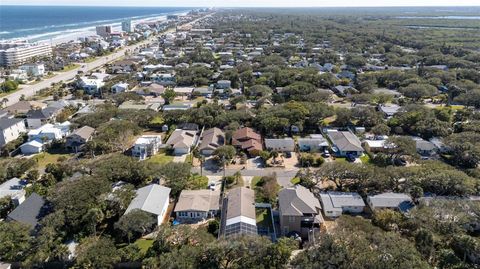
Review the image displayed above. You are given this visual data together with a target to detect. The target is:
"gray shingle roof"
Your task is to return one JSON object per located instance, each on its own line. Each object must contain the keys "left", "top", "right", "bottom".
{"left": 226, "top": 187, "right": 256, "bottom": 220}
{"left": 0, "top": 118, "right": 24, "bottom": 130}
{"left": 7, "top": 193, "right": 47, "bottom": 228}
{"left": 174, "top": 189, "right": 220, "bottom": 212}
{"left": 279, "top": 185, "right": 321, "bottom": 216}
{"left": 125, "top": 184, "right": 170, "bottom": 216}
{"left": 320, "top": 192, "right": 365, "bottom": 212}
{"left": 367, "top": 192, "right": 413, "bottom": 209}
{"left": 327, "top": 130, "right": 363, "bottom": 152}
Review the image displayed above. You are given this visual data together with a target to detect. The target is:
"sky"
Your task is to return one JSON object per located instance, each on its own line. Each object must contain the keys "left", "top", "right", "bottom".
{"left": 2, "top": 0, "right": 480, "bottom": 7}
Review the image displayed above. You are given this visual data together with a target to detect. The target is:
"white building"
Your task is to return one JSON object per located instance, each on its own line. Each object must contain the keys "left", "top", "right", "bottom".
{"left": 319, "top": 192, "right": 366, "bottom": 218}
{"left": 19, "top": 63, "right": 45, "bottom": 77}
{"left": 132, "top": 135, "right": 162, "bottom": 160}
{"left": 20, "top": 140, "right": 44, "bottom": 155}
{"left": 27, "top": 122, "right": 70, "bottom": 142}
{"left": 122, "top": 21, "right": 133, "bottom": 33}
{"left": 0, "top": 177, "right": 27, "bottom": 206}
{"left": 78, "top": 77, "right": 105, "bottom": 94}
{"left": 0, "top": 40, "right": 52, "bottom": 67}
{"left": 0, "top": 118, "right": 27, "bottom": 147}
{"left": 111, "top": 82, "right": 129, "bottom": 94}
{"left": 124, "top": 184, "right": 171, "bottom": 225}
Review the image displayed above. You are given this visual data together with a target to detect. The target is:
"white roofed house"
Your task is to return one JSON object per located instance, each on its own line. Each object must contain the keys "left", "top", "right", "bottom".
{"left": 0, "top": 118, "right": 27, "bottom": 147}
{"left": 0, "top": 177, "right": 27, "bottom": 206}
{"left": 265, "top": 138, "right": 295, "bottom": 152}
{"left": 174, "top": 189, "right": 220, "bottom": 223}
{"left": 298, "top": 134, "right": 329, "bottom": 152}
{"left": 132, "top": 135, "right": 162, "bottom": 160}
{"left": 124, "top": 184, "right": 171, "bottom": 226}
{"left": 111, "top": 82, "right": 129, "bottom": 94}
{"left": 319, "top": 192, "right": 366, "bottom": 218}
{"left": 367, "top": 193, "right": 414, "bottom": 213}
{"left": 78, "top": 77, "right": 105, "bottom": 95}
{"left": 327, "top": 129, "right": 364, "bottom": 158}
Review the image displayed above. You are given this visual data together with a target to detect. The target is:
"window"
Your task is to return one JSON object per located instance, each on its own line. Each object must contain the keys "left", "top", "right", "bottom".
{"left": 289, "top": 216, "right": 296, "bottom": 223}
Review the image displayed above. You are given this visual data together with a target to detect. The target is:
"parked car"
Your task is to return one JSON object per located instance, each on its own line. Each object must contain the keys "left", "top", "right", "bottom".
{"left": 323, "top": 149, "right": 331, "bottom": 158}
{"left": 284, "top": 152, "right": 292, "bottom": 158}
{"left": 346, "top": 154, "right": 356, "bottom": 162}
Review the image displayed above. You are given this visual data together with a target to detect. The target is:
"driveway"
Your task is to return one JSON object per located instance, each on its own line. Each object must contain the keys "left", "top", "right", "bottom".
{"left": 173, "top": 154, "right": 187, "bottom": 163}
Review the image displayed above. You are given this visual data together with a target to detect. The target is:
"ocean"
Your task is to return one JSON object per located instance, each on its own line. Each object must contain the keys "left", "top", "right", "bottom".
{"left": 0, "top": 5, "right": 190, "bottom": 43}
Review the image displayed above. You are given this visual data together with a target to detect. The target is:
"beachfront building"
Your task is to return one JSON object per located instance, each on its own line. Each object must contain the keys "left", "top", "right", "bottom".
{"left": 122, "top": 21, "right": 134, "bottom": 33}
{"left": 0, "top": 40, "right": 52, "bottom": 67}
{"left": 96, "top": 25, "right": 112, "bottom": 37}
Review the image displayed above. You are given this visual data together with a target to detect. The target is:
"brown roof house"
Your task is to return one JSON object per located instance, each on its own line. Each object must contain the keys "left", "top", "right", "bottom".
{"left": 232, "top": 127, "right": 263, "bottom": 154}
{"left": 65, "top": 126, "right": 95, "bottom": 152}
{"left": 279, "top": 185, "right": 323, "bottom": 239}
{"left": 199, "top": 127, "right": 225, "bottom": 156}
{"left": 174, "top": 189, "right": 220, "bottom": 223}
{"left": 5, "top": 101, "right": 46, "bottom": 115}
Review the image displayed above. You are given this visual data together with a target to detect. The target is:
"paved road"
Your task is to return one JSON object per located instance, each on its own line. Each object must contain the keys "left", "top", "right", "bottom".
{"left": 192, "top": 167, "right": 299, "bottom": 188}
{"left": 4, "top": 14, "right": 213, "bottom": 107}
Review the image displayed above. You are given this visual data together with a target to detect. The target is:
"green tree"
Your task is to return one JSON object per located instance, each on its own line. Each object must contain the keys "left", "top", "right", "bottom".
{"left": 115, "top": 209, "right": 157, "bottom": 243}
{"left": 75, "top": 237, "right": 120, "bottom": 269}
{"left": 0, "top": 222, "right": 32, "bottom": 262}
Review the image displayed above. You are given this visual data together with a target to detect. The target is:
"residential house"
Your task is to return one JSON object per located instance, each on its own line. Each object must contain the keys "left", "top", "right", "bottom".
{"left": 5, "top": 101, "right": 46, "bottom": 115}
{"left": 20, "top": 140, "right": 44, "bottom": 154}
{"left": 232, "top": 127, "right": 263, "bottom": 154}
{"left": 27, "top": 122, "right": 70, "bottom": 142}
{"left": 216, "top": 80, "right": 232, "bottom": 89}
{"left": 378, "top": 104, "right": 402, "bottom": 118}
{"left": 162, "top": 104, "right": 192, "bottom": 111}
{"left": 25, "top": 107, "right": 60, "bottom": 129}
{"left": 65, "top": 126, "right": 95, "bottom": 152}
{"left": 174, "top": 189, "right": 220, "bottom": 223}
{"left": 222, "top": 187, "right": 257, "bottom": 238}
{"left": 118, "top": 101, "right": 161, "bottom": 111}
{"left": 279, "top": 185, "right": 323, "bottom": 238}
{"left": 153, "top": 73, "right": 176, "bottom": 86}
{"left": 7, "top": 193, "right": 48, "bottom": 230}
{"left": 413, "top": 137, "right": 437, "bottom": 157}
{"left": 166, "top": 129, "right": 196, "bottom": 155}
{"left": 0, "top": 177, "right": 27, "bottom": 206}
{"left": 367, "top": 192, "right": 414, "bottom": 213}
{"left": 111, "top": 82, "right": 129, "bottom": 94}
{"left": 78, "top": 77, "right": 105, "bottom": 94}
{"left": 0, "top": 118, "right": 26, "bottom": 147}
{"left": 136, "top": 83, "right": 165, "bottom": 97}
{"left": 19, "top": 63, "right": 45, "bottom": 77}
{"left": 298, "top": 134, "right": 329, "bottom": 152}
{"left": 110, "top": 59, "right": 137, "bottom": 73}
{"left": 124, "top": 184, "right": 171, "bottom": 226}
{"left": 332, "top": 85, "right": 358, "bottom": 97}
{"left": 132, "top": 135, "right": 162, "bottom": 160}
{"left": 327, "top": 129, "right": 364, "bottom": 157}
{"left": 173, "top": 87, "right": 194, "bottom": 96}
{"left": 265, "top": 138, "right": 295, "bottom": 152}
{"left": 198, "top": 127, "right": 225, "bottom": 155}
{"left": 319, "top": 192, "right": 366, "bottom": 218}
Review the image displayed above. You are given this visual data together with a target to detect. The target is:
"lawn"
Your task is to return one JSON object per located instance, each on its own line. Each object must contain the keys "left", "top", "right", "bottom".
{"left": 33, "top": 152, "right": 72, "bottom": 169}
{"left": 333, "top": 157, "right": 347, "bottom": 163}
{"left": 184, "top": 153, "right": 193, "bottom": 164}
{"left": 251, "top": 176, "right": 262, "bottom": 188}
{"left": 256, "top": 208, "right": 272, "bottom": 227}
{"left": 146, "top": 150, "right": 173, "bottom": 165}
{"left": 290, "top": 177, "right": 301, "bottom": 185}
{"left": 134, "top": 239, "right": 154, "bottom": 254}
{"left": 360, "top": 155, "right": 371, "bottom": 164}
{"left": 59, "top": 64, "right": 80, "bottom": 72}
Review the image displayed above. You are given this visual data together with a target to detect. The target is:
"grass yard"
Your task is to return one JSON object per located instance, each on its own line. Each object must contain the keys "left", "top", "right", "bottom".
{"left": 290, "top": 177, "right": 301, "bottom": 185}
{"left": 360, "top": 155, "right": 371, "bottom": 164}
{"left": 251, "top": 176, "right": 262, "bottom": 188}
{"left": 134, "top": 239, "right": 154, "bottom": 254}
{"left": 59, "top": 64, "right": 80, "bottom": 72}
{"left": 33, "top": 152, "right": 72, "bottom": 169}
{"left": 333, "top": 157, "right": 347, "bottom": 163}
{"left": 146, "top": 150, "right": 173, "bottom": 165}
{"left": 256, "top": 208, "right": 272, "bottom": 228}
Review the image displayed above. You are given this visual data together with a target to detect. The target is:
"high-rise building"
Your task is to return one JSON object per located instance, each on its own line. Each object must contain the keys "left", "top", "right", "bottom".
{"left": 122, "top": 21, "right": 133, "bottom": 33}
{"left": 95, "top": 25, "right": 112, "bottom": 37}
{"left": 0, "top": 40, "right": 52, "bottom": 67}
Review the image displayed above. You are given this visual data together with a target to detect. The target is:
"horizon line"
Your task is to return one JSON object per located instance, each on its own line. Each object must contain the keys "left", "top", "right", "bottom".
{"left": 2, "top": 4, "right": 480, "bottom": 8}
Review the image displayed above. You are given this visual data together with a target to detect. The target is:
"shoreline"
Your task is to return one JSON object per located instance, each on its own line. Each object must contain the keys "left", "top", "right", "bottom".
{"left": 1, "top": 10, "right": 190, "bottom": 46}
